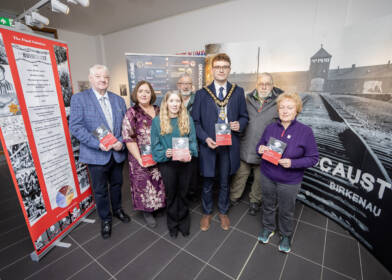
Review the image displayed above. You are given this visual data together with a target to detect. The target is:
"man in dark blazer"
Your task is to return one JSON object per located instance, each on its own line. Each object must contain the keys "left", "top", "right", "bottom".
{"left": 69, "top": 64, "right": 130, "bottom": 239}
{"left": 192, "top": 53, "right": 248, "bottom": 231}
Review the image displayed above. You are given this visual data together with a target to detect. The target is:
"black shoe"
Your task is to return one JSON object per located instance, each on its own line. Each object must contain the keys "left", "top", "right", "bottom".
{"left": 180, "top": 230, "right": 190, "bottom": 237}
{"left": 101, "top": 220, "right": 112, "bottom": 239}
{"left": 230, "top": 198, "right": 240, "bottom": 207}
{"left": 169, "top": 230, "right": 178, "bottom": 238}
{"left": 114, "top": 209, "right": 131, "bottom": 223}
{"left": 248, "top": 202, "right": 260, "bottom": 216}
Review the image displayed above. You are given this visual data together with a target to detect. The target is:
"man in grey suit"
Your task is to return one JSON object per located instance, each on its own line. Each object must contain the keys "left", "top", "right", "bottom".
{"left": 69, "top": 64, "right": 130, "bottom": 239}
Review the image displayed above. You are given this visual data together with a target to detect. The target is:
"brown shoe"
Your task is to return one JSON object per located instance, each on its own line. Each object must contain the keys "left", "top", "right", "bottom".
{"left": 218, "top": 214, "right": 230, "bottom": 230}
{"left": 200, "top": 215, "right": 212, "bottom": 231}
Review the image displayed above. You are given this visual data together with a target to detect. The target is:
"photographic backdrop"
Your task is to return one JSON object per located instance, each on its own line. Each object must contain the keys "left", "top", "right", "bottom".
{"left": 207, "top": 24, "right": 392, "bottom": 270}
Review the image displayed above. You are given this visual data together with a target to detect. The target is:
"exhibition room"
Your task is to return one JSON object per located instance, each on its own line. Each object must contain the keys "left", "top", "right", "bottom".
{"left": 0, "top": 0, "right": 391, "bottom": 279}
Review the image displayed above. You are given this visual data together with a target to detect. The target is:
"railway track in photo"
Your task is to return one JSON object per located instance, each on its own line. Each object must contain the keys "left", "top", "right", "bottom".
{"left": 320, "top": 93, "right": 392, "bottom": 182}
{"left": 294, "top": 92, "right": 392, "bottom": 247}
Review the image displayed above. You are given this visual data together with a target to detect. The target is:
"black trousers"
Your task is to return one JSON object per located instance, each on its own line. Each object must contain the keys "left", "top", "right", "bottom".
{"left": 87, "top": 156, "right": 123, "bottom": 222}
{"left": 188, "top": 157, "right": 200, "bottom": 196}
{"left": 158, "top": 161, "right": 192, "bottom": 234}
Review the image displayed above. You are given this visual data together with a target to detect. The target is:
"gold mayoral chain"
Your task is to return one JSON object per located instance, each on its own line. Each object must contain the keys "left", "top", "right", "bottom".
{"left": 203, "top": 84, "right": 236, "bottom": 121}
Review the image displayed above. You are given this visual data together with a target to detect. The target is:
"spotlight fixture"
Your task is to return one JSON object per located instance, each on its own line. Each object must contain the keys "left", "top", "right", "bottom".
{"left": 67, "top": 0, "right": 90, "bottom": 7}
{"left": 25, "top": 11, "right": 50, "bottom": 27}
{"left": 24, "top": 14, "right": 34, "bottom": 26}
{"left": 25, "top": 15, "right": 44, "bottom": 28}
{"left": 51, "top": 0, "right": 70, "bottom": 14}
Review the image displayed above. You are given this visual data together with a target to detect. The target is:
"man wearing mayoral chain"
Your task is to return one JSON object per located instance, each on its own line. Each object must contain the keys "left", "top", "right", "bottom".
{"left": 192, "top": 53, "right": 248, "bottom": 231}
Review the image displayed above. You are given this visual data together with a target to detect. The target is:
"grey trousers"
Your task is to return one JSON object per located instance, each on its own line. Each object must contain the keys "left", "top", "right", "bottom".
{"left": 260, "top": 172, "right": 301, "bottom": 237}
{"left": 230, "top": 160, "right": 262, "bottom": 203}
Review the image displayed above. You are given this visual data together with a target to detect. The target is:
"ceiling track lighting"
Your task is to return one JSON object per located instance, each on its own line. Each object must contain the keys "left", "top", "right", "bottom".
{"left": 51, "top": 0, "right": 70, "bottom": 15}
{"left": 32, "top": 11, "right": 50, "bottom": 26}
{"left": 15, "top": 0, "right": 90, "bottom": 28}
{"left": 25, "top": 11, "right": 50, "bottom": 27}
{"left": 67, "top": 0, "right": 90, "bottom": 8}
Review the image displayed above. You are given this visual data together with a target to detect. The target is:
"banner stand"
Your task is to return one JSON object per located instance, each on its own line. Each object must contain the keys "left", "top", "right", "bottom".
{"left": 0, "top": 26, "right": 97, "bottom": 261}
{"left": 54, "top": 240, "right": 72, "bottom": 248}
{"left": 81, "top": 217, "right": 96, "bottom": 224}
{"left": 125, "top": 53, "right": 205, "bottom": 106}
{"left": 29, "top": 207, "right": 95, "bottom": 262}
{"left": 30, "top": 251, "right": 40, "bottom": 262}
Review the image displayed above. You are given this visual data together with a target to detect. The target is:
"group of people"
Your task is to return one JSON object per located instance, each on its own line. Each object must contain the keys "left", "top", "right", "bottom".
{"left": 69, "top": 53, "right": 319, "bottom": 253}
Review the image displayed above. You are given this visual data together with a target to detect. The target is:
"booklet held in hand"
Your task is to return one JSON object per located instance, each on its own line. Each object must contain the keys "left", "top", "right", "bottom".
{"left": 140, "top": 144, "right": 156, "bottom": 166}
{"left": 262, "top": 137, "right": 287, "bottom": 165}
{"left": 93, "top": 124, "right": 118, "bottom": 149}
{"left": 172, "top": 137, "right": 189, "bottom": 161}
{"left": 215, "top": 123, "right": 232, "bottom": 146}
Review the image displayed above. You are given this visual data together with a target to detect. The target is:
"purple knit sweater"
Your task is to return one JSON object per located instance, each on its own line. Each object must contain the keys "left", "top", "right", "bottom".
{"left": 256, "top": 119, "right": 319, "bottom": 184}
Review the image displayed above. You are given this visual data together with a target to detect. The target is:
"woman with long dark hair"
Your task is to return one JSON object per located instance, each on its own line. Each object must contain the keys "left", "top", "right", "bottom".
{"left": 122, "top": 81, "right": 165, "bottom": 228}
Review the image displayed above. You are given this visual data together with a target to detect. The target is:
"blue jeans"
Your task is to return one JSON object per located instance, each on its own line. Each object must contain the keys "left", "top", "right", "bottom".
{"left": 87, "top": 156, "right": 124, "bottom": 221}
{"left": 202, "top": 146, "right": 230, "bottom": 214}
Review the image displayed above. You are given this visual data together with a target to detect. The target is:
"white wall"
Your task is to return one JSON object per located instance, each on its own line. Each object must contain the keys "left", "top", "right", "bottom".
{"left": 57, "top": 29, "right": 102, "bottom": 92}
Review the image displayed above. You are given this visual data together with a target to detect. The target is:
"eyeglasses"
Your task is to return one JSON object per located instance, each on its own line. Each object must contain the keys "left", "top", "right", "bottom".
{"left": 212, "top": 65, "right": 230, "bottom": 71}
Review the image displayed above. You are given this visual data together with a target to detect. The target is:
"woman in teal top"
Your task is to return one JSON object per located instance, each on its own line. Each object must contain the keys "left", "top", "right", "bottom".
{"left": 151, "top": 91, "right": 198, "bottom": 238}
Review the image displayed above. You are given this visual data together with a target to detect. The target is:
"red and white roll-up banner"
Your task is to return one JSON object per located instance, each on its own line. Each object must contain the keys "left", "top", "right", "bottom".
{"left": 0, "top": 26, "right": 94, "bottom": 261}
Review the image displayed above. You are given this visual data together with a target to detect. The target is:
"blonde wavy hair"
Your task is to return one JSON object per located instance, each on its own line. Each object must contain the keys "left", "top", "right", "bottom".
{"left": 276, "top": 92, "right": 303, "bottom": 113}
{"left": 159, "top": 91, "right": 190, "bottom": 136}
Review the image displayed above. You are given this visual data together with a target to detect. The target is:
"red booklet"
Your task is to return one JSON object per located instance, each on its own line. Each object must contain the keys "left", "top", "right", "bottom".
{"left": 140, "top": 144, "right": 156, "bottom": 166}
{"left": 93, "top": 124, "right": 118, "bottom": 149}
{"left": 215, "top": 123, "right": 232, "bottom": 146}
{"left": 262, "top": 137, "right": 287, "bottom": 165}
{"left": 172, "top": 137, "right": 189, "bottom": 161}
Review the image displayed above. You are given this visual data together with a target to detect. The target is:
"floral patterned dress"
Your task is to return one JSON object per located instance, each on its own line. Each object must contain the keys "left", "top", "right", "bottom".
{"left": 122, "top": 105, "right": 165, "bottom": 212}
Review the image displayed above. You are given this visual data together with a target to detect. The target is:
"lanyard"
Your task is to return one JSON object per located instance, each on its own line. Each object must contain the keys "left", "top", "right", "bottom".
{"left": 257, "top": 101, "right": 264, "bottom": 112}
{"left": 257, "top": 99, "right": 266, "bottom": 112}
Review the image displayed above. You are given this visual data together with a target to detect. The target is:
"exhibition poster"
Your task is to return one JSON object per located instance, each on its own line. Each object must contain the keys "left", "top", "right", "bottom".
{"left": 0, "top": 26, "right": 94, "bottom": 260}
{"left": 125, "top": 53, "right": 205, "bottom": 104}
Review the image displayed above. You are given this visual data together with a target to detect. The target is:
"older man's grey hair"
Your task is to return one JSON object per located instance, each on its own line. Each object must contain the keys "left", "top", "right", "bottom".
{"left": 258, "top": 72, "right": 274, "bottom": 84}
{"left": 178, "top": 73, "right": 193, "bottom": 82}
{"left": 89, "top": 64, "right": 109, "bottom": 76}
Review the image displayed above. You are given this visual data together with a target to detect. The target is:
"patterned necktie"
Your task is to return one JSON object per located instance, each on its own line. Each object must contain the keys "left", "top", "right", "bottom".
{"left": 100, "top": 96, "right": 113, "bottom": 131}
{"left": 218, "top": 87, "right": 224, "bottom": 100}
{"left": 218, "top": 87, "right": 226, "bottom": 123}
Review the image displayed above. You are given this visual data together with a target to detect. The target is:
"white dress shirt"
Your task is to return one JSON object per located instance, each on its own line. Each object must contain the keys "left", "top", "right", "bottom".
{"left": 93, "top": 89, "right": 113, "bottom": 131}
{"left": 213, "top": 81, "right": 228, "bottom": 123}
{"left": 214, "top": 81, "right": 227, "bottom": 98}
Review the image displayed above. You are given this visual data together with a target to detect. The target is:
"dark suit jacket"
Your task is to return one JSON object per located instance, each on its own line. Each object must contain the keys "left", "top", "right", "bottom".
{"left": 69, "top": 89, "right": 127, "bottom": 165}
{"left": 192, "top": 82, "right": 248, "bottom": 177}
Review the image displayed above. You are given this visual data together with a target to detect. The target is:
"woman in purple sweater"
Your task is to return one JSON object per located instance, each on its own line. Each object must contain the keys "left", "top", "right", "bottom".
{"left": 256, "top": 92, "right": 319, "bottom": 253}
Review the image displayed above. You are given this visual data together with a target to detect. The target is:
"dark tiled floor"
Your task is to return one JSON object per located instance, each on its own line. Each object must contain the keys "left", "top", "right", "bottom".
{"left": 0, "top": 161, "right": 391, "bottom": 280}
